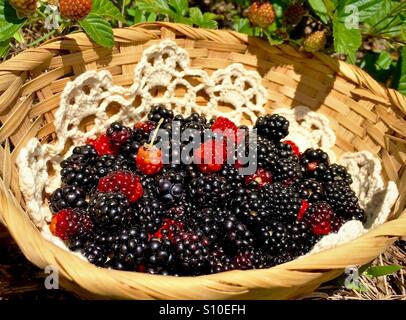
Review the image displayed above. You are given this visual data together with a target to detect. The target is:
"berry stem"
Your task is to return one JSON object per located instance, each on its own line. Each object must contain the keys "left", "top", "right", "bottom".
{"left": 148, "top": 118, "right": 164, "bottom": 148}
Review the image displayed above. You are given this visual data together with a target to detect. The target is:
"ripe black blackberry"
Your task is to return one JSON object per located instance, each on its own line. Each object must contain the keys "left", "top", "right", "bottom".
{"left": 261, "top": 182, "right": 301, "bottom": 222}
{"left": 286, "top": 220, "right": 317, "bottom": 256}
{"left": 235, "top": 191, "right": 270, "bottom": 227}
{"left": 188, "top": 207, "right": 226, "bottom": 243}
{"left": 109, "top": 227, "right": 148, "bottom": 271}
{"left": 220, "top": 164, "right": 244, "bottom": 190}
{"left": 88, "top": 192, "right": 132, "bottom": 228}
{"left": 188, "top": 175, "right": 232, "bottom": 208}
{"left": 272, "top": 157, "right": 302, "bottom": 184}
{"left": 134, "top": 196, "right": 164, "bottom": 232}
{"left": 293, "top": 179, "right": 324, "bottom": 203}
{"left": 255, "top": 114, "right": 289, "bottom": 142}
{"left": 222, "top": 215, "right": 254, "bottom": 254}
{"left": 144, "top": 238, "right": 175, "bottom": 274}
{"left": 174, "top": 231, "right": 211, "bottom": 275}
{"left": 82, "top": 241, "right": 109, "bottom": 267}
{"left": 156, "top": 170, "right": 185, "bottom": 206}
{"left": 322, "top": 164, "right": 353, "bottom": 185}
{"left": 324, "top": 181, "right": 365, "bottom": 221}
{"left": 94, "top": 154, "right": 133, "bottom": 179}
{"left": 300, "top": 148, "right": 329, "bottom": 179}
{"left": 49, "top": 185, "right": 87, "bottom": 213}
{"left": 60, "top": 145, "right": 98, "bottom": 191}
{"left": 166, "top": 199, "right": 195, "bottom": 222}
{"left": 233, "top": 248, "right": 271, "bottom": 270}
{"left": 209, "top": 248, "right": 235, "bottom": 274}
{"left": 259, "top": 220, "right": 289, "bottom": 254}
{"left": 148, "top": 104, "right": 174, "bottom": 124}
{"left": 255, "top": 136, "right": 279, "bottom": 171}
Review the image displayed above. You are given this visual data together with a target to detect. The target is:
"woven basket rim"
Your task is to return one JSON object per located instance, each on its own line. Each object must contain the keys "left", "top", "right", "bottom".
{"left": 0, "top": 22, "right": 405, "bottom": 299}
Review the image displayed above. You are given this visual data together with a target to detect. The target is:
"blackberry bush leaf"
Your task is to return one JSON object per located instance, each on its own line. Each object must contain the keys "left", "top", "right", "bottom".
{"left": 393, "top": 46, "right": 406, "bottom": 96}
{"left": 0, "top": 39, "right": 10, "bottom": 58}
{"left": 0, "top": 0, "right": 25, "bottom": 42}
{"left": 79, "top": 14, "right": 114, "bottom": 48}
{"left": 308, "top": 0, "right": 330, "bottom": 23}
{"left": 168, "top": 0, "right": 188, "bottom": 15}
{"left": 364, "top": 265, "right": 403, "bottom": 278}
{"left": 135, "top": 0, "right": 173, "bottom": 17}
{"left": 92, "top": 0, "right": 126, "bottom": 22}
{"left": 333, "top": 17, "right": 362, "bottom": 63}
{"left": 189, "top": 7, "right": 218, "bottom": 29}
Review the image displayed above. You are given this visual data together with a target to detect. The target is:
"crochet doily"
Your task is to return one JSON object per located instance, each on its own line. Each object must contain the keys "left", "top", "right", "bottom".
{"left": 16, "top": 40, "right": 398, "bottom": 258}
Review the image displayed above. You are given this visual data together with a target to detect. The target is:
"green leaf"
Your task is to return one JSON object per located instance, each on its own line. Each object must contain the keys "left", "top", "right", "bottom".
{"left": 91, "top": 0, "right": 126, "bottom": 22}
{"left": 335, "top": 0, "right": 383, "bottom": 23}
{"left": 13, "top": 30, "right": 24, "bottom": 43}
{"left": 0, "top": 0, "right": 25, "bottom": 42}
{"left": 189, "top": 7, "right": 218, "bottom": 29}
{"left": 264, "top": 29, "right": 284, "bottom": 45}
{"left": 375, "top": 51, "right": 393, "bottom": 70}
{"left": 168, "top": 0, "right": 188, "bottom": 15}
{"left": 135, "top": 0, "right": 174, "bottom": 17}
{"left": 393, "top": 46, "right": 406, "bottom": 96}
{"left": 365, "top": 0, "right": 406, "bottom": 39}
{"left": 364, "top": 265, "right": 403, "bottom": 277}
{"left": 79, "top": 14, "right": 114, "bottom": 48}
{"left": 147, "top": 12, "right": 157, "bottom": 22}
{"left": 333, "top": 17, "right": 362, "bottom": 64}
{"left": 308, "top": 0, "right": 330, "bottom": 23}
{"left": 232, "top": 18, "right": 254, "bottom": 35}
{"left": 345, "top": 281, "right": 368, "bottom": 293}
{"left": 0, "top": 39, "right": 10, "bottom": 58}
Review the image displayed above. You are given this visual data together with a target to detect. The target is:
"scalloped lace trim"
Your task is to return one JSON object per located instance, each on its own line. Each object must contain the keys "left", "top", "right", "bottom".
{"left": 16, "top": 40, "right": 398, "bottom": 257}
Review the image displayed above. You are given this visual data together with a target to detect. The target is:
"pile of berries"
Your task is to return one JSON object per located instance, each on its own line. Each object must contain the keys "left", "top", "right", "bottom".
{"left": 49, "top": 105, "right": 365, "bottom": 276}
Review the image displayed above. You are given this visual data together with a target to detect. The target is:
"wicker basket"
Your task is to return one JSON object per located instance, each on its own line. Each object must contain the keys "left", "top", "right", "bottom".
{"left": 0, "top": 22, "right": 405, "bottom": 300}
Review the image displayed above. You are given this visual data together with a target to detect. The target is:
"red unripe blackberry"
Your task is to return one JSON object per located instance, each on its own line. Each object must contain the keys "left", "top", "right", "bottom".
{"left": 59, "top": 0, "right": 92, "bottom": 21}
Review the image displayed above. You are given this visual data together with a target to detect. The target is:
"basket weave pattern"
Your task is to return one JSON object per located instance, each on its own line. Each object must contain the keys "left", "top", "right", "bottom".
{"left": 0, "top": 23, "right": 405, "bottom": 299}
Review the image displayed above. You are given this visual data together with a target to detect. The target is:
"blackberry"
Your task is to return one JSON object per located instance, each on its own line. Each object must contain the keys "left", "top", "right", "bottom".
{"left": 88, "top": 192, "right": 132, "bottom": 228}
{"left": 106, "top": 122, "right": 132, "bottom": 149}
{"left": 60, "top": 145, "right": 98, "bottom": 190}
{"left": 293, "top": 179, "right": 324, "bottom": 203}
{"left": 166, "top": 199, "right": 195, "bottom": 221}
{"left": 148, "top": 104, "right": 174, "bottom": 124}
{"left": 222, "top": 215, "right": 254, "bottom": 254}
{"left": 145, "top": 238, "right": 175, "bottom": 273}
{"left": 271, "top": 252, "right": 295, "bottom": 266}
{"left": 235, "top": 191, "right": 270, "bottom": 227}
{"left": 304, "top": 201, "right": 336, "bottom": 235}
{"left": 109, "top": 227, "right": 148, "bottom": 270}
{"left": 272, "top": 157, "right": 302, "bottom": 184}
{"left": 120, "top": 139, "right": 144, "bottom": 160}
{"left": 255, "top": 136, "right": 279, "bottom": 171}
{"left": 220, "top": 165, "right": 244, "bottom": 190}
{"left": 134, "top": 196, "right": 163, "bottom": 232}
{"left": 233, "top": 249, "right": 270, "bottom": 270}
{"left": 156, "top": 171, "right": 185, "bottom": 206}
{"left": 94, "top": 154, "right": 133, "bottom": 179}
{"left": 188, "top": 207, "right": 226, "bottom": 243}
{"left": 286, "top": 220, "right": 317, "bottom": 255}
{"left": 322, "top": 164, "right": 353, "bottom": 185}
{"left": 49, "top": 185, "right": 87, "bottom": 213}
{"left": 259, "top": 220, "right": 289, "bottom": 254}
{"left": 300, "top": 148, "right": 329, "bottom": 179}
{"left": 261, "top": 182, "right": 301, "bottom": 222}
{"left": 188, "top": 175, "right": 232, "bottom": 208}
{"left": 174, "top": 231, "right": 210, "bottom": 275}
{"left": 209, "top": 248, "right": 235, "bottom": 274}
{"left": 324, "top": 181, "right": 365, "bottom": 221}
{"left": 82, "top": 241, "right": 109, "bottom": 267}
{"left": 255, "top": 114, "right": 289, "bottom": 142}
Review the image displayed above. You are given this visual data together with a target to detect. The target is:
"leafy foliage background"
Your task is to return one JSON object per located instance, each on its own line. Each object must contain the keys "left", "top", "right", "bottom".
{"left": 0, "top": 0, "right": 405, "bottom": 95}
